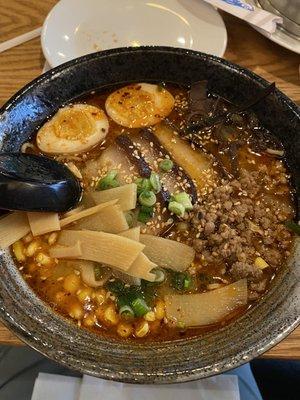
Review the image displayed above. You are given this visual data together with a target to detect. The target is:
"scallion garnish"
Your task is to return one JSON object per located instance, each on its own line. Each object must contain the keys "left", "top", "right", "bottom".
{"left": 94, "top": 264, "right": 104, "bottom": 281}
{"left": 131, "top": 297, "right": 150, "bottom": 317}
{"left": 139, "top": 190, "right": 156, "bottom": 207}
{"left": 152, "top": 267, "right": 166, "bottom": 283}
{"left": 171, "top": 271, "right": 192, "bottom": 291}
{"left": 119, "top": 305, "right": 134, "bottom": 319}
{"left": 168, "top": 201, "right": 185, "bottom": 217}
{"left": 135, "top": 177, "right": 151, "bottom": 194}
{"left": 137, "top": 205, "right": 154, "bottom": 223}
{"left": 149, "top": 172, "right": 161, "bottom": 193}
{"left": 97, "top": 170, "right": 119, "bottom": 190}
{"left": 159, "top": 158, "right": 173, "bottom": 172}
{"left": 172, "top": 192, "right": 193, "bottom": 211}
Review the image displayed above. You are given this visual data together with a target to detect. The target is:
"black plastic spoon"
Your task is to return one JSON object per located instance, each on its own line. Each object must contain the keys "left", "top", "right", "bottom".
{"left": 0, "top": 153, "right": 82, "bottom": 212}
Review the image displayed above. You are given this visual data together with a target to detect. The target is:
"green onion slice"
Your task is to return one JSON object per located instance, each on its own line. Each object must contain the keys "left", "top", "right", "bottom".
{"left": 149, "top": 172, "right": 162, "bottom": 193}
{"left": 131, "top": 297, "right": 150, "bottom": 317}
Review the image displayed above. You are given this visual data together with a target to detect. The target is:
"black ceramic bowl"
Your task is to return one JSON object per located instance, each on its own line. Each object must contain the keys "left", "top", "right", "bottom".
{"left": 0, "top": 47, "right": 299, "bottom": 384}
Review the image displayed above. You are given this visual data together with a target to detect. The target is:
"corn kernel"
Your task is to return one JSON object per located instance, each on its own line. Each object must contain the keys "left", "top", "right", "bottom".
{"left": 95, "top": 306, "right": 105, "bottom": 322}
{"left": 77, "top": 287, "right": 93, "bottom": 302}
{"left": 104, "top": 304, "right": 119, "bottom": 325}
{"left": 254, "top": 257, "right": 269, "bottom": 270}
{"left": 48, "top": 232, "right": 58, "bottom": 245}
{"left": 63, "top": 273, "right": 81, "bottom": 294}
{"left": 144, "top": 311, "right": 156, "bottom": 322}
{"left": 13, "top": 241, "right": 26, "bottom": 263}
{"left": 94, "top": 289, "right": 106, "bottom": 305}
{"left": 23, "top": 233, "right": 33, "bottom": 244}
{"left": 154, "top": 300, "right": 165, "bottom": 320}
{"left": 55, "top": 291, "right": 66, "bottom": 303}
{"left": 117, "top": 322, "right": 133, "bottom": 338}
{"left": 35, "top": 252, "right": 52, "bottom": 266}
{"left": 149, "top": 320, "right": 161, "bottom": 334}
{"left": 28, "top": 263, "right": 38, "bottom": 273}
{"left": 26, "top": 240, "right": 40, "bottom": 257}
{"left": 83, "top": 313, "right": 96, "bottom": 327}
{"left": 68, "top": 301, "right": 84, "bottom": 320}
{"left": 135, "top": 320, "right": 149, "bottom": 338}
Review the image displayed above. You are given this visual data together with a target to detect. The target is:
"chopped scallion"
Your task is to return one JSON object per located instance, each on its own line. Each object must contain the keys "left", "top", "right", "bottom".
{"left": 94, "top": 264, "right": 104, "bottom": 281}
{"left": 139, "top": 190, "right": 156, "bottom": 207}
{"left": 172, "top": 192, "right": 193, "bottom": 211}
{"left": 137, "top": 205, "right": 154, "bottom": 223}
{"left": 149, "top": 172, "right": 161, "bottom": 193}
{"left": 159, "top": 158, "right": 173, "bottom": 172}
{"left": 106, "top": 279, "right": 125, "bottom": 295}
{"left": 119, "top": 305, "right": 134, "bottom": 319}
{"left": 135, "top": 177, "right": 151, "bottom": 194}
{"left": 171, "top": 272, "right": 192, "bottom": 291}
{"left": 168, "top": 201, "right": 185, "bottom": 217}
{"left": 152, "top": 267, "right": 166, "bottom": 283}
{"left": 131, "top": 297, "right": 150, "bottom": 317}
{"left": 124, "top": 211, "right": 134, "bottom": 228}
{"left": 97, "top": 170, "right": 119, "bottom": 190}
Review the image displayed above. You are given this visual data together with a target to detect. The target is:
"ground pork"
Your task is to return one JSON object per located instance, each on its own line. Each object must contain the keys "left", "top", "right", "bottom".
{"left": 188, "top": 163, "right": 293, "bottom": 288}
{"left": 230, "top": 261, "right": 263, "bottom": 282}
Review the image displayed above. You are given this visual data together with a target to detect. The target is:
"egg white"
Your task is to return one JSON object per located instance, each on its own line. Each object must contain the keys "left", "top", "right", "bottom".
{"left": 36, "top": 104, "right": 109, "bottom": 154}
{"left": 105, "top": 83, "right": 175, "bottom": 128}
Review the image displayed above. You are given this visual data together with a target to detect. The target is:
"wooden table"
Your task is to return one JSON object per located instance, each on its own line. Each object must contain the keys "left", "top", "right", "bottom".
{"left": 0, "top": 0, "right": 299, "bottom": 358}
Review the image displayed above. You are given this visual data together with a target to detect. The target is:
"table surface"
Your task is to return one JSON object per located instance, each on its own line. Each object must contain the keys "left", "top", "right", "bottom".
{"left": 0, "top": 0, "right": 299, "bottom": 358}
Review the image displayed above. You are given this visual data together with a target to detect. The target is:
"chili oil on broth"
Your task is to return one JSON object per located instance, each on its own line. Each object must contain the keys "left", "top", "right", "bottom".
{"left": 13, "top": 82, "right": 296, "bottom": 341}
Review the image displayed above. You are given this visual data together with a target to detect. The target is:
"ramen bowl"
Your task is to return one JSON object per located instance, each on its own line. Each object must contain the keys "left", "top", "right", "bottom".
{"left": 0, "top": 47, "right": 299, "bottom": 383}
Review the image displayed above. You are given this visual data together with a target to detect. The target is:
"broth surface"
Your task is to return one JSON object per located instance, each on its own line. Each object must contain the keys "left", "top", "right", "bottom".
{"left": 13, "top": 83, "right": 295, "bottom": 341}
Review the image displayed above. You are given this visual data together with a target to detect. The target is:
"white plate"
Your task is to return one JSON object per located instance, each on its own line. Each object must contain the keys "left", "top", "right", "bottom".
{"left": 248, "top": 1, "right": 300, "bottom": 55}
{"left": 41, "top": 0, "right": 227, "bottom": 68}
{"left": 254, "top": 26, "right": 300, "bottom": 55}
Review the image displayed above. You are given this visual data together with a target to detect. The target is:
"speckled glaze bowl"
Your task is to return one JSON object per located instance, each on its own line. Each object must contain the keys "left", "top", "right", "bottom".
{"left": 0, "top": 47, "right": 299, "bottom": 383}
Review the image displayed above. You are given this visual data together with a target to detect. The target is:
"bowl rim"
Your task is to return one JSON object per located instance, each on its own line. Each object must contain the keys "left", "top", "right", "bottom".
{"left": 0, "top": 46, "right": 299, "bottom": 383}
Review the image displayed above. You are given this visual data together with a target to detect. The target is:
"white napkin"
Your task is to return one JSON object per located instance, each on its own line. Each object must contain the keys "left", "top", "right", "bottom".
{"left": 78, "top": 374, "right": 240, "bottom": 400}
{"left": 31, "top": 373, "right": 81, "bottom": 400}
{"left": 203, "top": 0, "right": 282, "bottom": 34}
{"left": 31, "top": 372, "right": 240, "bottom": 400}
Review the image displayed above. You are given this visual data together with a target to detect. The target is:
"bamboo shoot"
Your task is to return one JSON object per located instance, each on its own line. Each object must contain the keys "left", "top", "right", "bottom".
{"left": 49, "top": 242, "right": 82, "bottom": 259}
{"left": 60, "top": 200, "right": 117, "bottom": 228}
{"left": 57, "top": 230, "right": 144, "bottom": 270}
{"left": 140, "top": 234, "right": 195, "bottom": 271}
{"left": 91, "top": 183, "right": 137, "bottom": 211}
{"left": 0, "top": 212, "right": 30, "bottom": 248}
{"left": 119, "top": 227, "right": 140, "bottom": 241}
{"left": 75, "top": 204, "right": 128, "bottom": 233}
{"left": 165, "top": 279, "right": 248, "bottom": 327}
{"left": 27, "top": 212, "right": 60, "bottom": 236}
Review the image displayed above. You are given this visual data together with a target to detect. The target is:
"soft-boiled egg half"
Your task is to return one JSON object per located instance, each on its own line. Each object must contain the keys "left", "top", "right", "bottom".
{"left": 36, "top": 104, "right": 109, "bottom": 154}
{"left": 105, "top": 83, "right": 175, "bottom": 128}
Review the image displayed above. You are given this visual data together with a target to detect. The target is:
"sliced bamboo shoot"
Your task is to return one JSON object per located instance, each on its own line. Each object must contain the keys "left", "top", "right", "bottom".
{"left": 154, "top": 124, "right": 216, "bottom": 192}
{"left": 60, "top": 200, "right": 117, "bottom": 228}
{"left": 119, "top": 227, "right": 140, "bottom": 241}
{"left": 75, "top": 204, "right": 128, "bottom": 233}
{"left": 0, "top": 212, "right": 30, "bottom": 248}
{"left": 77, "top": 260, "right": 111, "bottom": 288}
{"left": 49, "top": 242, "right": 82, "bottom": 259}
{"left": 165, "top": 279, "right": 248, "bottom": 327}
{"left": 57, "top": 230, "right": 144, "bottom": 270}
{"left": 27, "top": 212, "right": 60, "bottom": 236}
{"left": 126, "top": 252, "right": 156, "bottom": 282}
{"left": 140, "top": 234, "right": 195, "bottom": 271}
{"left": 91, "top": 183, "right": 137, "bottom": 211}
